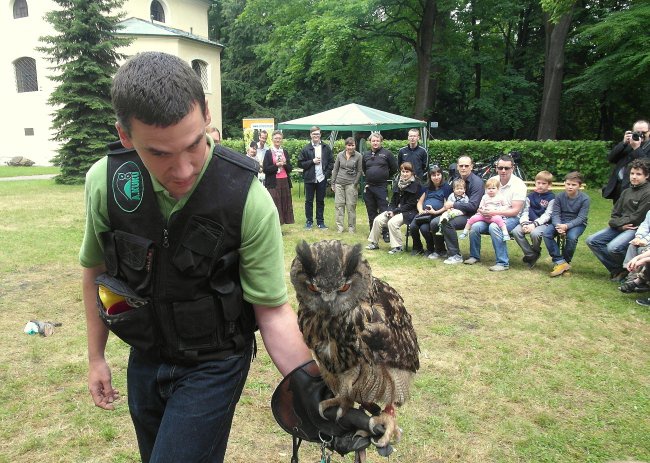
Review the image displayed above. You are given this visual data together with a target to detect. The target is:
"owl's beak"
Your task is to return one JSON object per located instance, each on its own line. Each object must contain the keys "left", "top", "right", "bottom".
{"left": 321, "top": 291, "right": 337, "bottom": 302}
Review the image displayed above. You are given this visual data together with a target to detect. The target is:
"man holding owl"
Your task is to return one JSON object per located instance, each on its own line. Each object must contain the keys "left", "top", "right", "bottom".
{"left": 79, "top": 52, "right": 378, "bottom": 463}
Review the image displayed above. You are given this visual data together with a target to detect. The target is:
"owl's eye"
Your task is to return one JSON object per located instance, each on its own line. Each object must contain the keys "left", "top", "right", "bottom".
{"left": 338, "top": 283, "right": 351, "bottom": 292}
{"left": 307, "top": 283, "right": 320, "bottom": 293}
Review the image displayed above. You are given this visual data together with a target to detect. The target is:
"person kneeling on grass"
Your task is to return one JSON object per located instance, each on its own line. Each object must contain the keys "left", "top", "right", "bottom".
{"left": 367, "top": 162, "right": 420, "bottom": 254}
{"left": 459, "top": 177, "right": 511, "bottom": 242}
{"left": 620, "top": 247, "right": 650, "bottom": 295}
{"left": 542, "top": 171, "right": 590, "bottom": 277}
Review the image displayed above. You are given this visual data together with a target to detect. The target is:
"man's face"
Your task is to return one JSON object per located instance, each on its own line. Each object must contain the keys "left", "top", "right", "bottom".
{"left": 370, "top": 136, "right": 382, "bottom": 151}
{"left": 457, "top": 156, "right": 473, "bottom": 179}
{"left": 564, "top": 179, "right": 581, "bottom": 197}
{"left": 310, "top": 130, "right": 321, "bottom": 145}
{"left": 535, "top": 179, "right": 551, "bottom": 194}
{"left": 116, "top": 103, "right": 210, "bottom": 200}
{"left": 259, "top": 132, "right": 268, "bottom": 146}
{"left": 408, "top": 131, "right": 419, "bottom": 147}
{"left": 496, "top": 159, "right": 514, "bottom": 183}
{"left": 629, "top": 167, "right": 649, "bottom": 186}
{"left": 632, "top": 122, "right": 649, "bottom": 140}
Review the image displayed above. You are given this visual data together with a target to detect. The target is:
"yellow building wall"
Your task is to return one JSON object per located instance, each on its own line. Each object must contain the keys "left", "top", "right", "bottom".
{"left": 122, "top": 0, "right": 211, "bottom": 38}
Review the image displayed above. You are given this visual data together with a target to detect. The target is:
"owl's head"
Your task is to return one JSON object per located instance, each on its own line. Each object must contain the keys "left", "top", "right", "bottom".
{"left": 290, "top": 240, "right": 372, "bottom": 313}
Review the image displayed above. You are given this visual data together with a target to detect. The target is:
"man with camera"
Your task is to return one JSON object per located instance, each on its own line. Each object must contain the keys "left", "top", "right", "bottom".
{"left": 602, "top": 120, "right": 650, "bottom": 204}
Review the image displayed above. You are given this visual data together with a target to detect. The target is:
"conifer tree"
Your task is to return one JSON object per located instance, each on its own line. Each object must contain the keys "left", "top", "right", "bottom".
{"left": 38, "top": 0, "right": 131, "bottom": 184}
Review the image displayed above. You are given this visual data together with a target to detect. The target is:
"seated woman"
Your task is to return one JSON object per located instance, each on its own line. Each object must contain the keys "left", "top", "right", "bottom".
{"left": 409, "top": 165, "right": 452, "bottom": 258}
{"left": 263, "top": 130, "right": 295, "bottom": 225}
{"left": 366, "top": 162, "right": 420, "bottom": 254}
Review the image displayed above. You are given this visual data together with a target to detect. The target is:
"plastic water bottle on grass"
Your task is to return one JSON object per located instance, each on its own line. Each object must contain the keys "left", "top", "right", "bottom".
{"left": 24, "top": 320, "right": 61, "bottom": 337}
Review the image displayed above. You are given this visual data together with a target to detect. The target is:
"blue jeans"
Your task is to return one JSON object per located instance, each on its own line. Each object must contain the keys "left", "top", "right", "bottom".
{"left": 468, "top": 216, "right": 520, "bottom": 266}
{"left": 127, "top": 346, "right": 252, "bottom": 463}
{"left": 304, "top": 179, "right": 327, "bottom": 225}
{"left": 585, "top": 227, "right": 635, "bottom": 273}
{"left": 543, "top": 225, "right": 586, "bottom": 264}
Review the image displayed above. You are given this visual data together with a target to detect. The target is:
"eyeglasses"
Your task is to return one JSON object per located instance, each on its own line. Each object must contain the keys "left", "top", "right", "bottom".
{"left": 497, "top": 166, "right": 512, "bottom": 171}
{"left": 457, "top": 164, "right": 471, "bottom": 168}
{"left": 311, "top": 132, "right": 321, "bottom": 136}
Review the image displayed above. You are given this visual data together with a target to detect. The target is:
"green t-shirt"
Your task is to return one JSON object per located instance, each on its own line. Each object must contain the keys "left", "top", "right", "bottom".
{"left": 79, "top": 140, "right": 288, "bottom": 307}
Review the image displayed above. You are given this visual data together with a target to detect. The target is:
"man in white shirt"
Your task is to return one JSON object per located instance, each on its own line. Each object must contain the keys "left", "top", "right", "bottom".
{"left": 465, "top": 154, "right": 527, "bottom": 271}
{"left": 298, "top": 126, "right": 333, "bottom": 229}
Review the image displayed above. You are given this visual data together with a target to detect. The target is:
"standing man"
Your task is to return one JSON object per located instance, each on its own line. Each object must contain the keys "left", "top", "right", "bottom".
{"left": 80, "top": 52, "right": 372, "bottom": 463}
{"left": 362, "top": 132, "right": 398, "bottom": 238}
{"left": 465, "top": 154, "right": 527, "bottom": 271}
{"left": 398, "top": 128, "right": 428, "bottom": 181}
{"left": 602, "top": 119, "right": 650, "bottom": 204}
{"left": 256, "top": 129, "right": 269, "bottom": 183}
{"left": 298, "top": 126, "right": 333, "bottom": 229}
{"left": 439, "top": 155, "right": 484, "bottom": 264}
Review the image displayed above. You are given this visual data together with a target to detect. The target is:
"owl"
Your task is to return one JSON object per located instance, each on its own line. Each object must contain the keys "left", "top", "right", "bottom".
{"left": 290, "top": 239, "right": 420, "bottom": 448}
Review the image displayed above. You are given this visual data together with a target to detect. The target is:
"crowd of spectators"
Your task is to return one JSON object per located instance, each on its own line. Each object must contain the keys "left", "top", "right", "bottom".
{"left": 252, "top": 121, "right": 650, "bottom": 306}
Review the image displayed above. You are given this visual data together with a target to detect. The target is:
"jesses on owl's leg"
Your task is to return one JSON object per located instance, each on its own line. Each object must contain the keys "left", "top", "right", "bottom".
{"left": 318, "top": 396, "right": 354, "bottom": 421}
{"left": 369, "top": 403, "right": 401, "bottom": 448}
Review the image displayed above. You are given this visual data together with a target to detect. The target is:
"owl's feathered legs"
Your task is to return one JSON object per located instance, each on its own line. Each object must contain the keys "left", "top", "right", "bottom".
{"left": 318, "top": 396, "right": 354, "bottom": 421}
{"left": 369, "top": 404, "right": 401, "bottom": 448}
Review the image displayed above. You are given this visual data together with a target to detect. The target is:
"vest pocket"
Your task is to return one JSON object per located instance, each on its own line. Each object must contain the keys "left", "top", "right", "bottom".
{"left": 172, "top": 216, "right": 224, "bottom": 277}
{"left": 95, "top": 274, "right": 157, "bottom": 355}
{"left": 102, "top": 230, "right": 154, "bottom": 296}
{"left": 172, "top": 296, "right": 221, "bottom": 352}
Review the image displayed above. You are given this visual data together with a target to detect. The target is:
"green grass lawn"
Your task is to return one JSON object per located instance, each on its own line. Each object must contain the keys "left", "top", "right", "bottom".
{"left": 0, "top": 166, "right": 59, "bottom": 178}
{"left": 0, "top": 178, "right": 648, "bottom": 462}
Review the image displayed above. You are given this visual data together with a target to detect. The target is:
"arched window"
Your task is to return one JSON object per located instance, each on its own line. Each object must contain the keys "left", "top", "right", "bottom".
{"left": 150, "top": 1, "right": 165, "bottom": 22}
{"left": 191, "top": 59, "right": 209, "bottom": 91}
{"left": 13, "top": 0, "right": 29, "bottom": 19}
{"left": 14, "top": 57, "right": 38, "bottom": 93}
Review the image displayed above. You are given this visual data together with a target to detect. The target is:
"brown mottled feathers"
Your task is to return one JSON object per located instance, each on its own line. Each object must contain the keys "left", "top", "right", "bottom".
{"left": 290, "top": 240, "right": 420, "bottom": 408}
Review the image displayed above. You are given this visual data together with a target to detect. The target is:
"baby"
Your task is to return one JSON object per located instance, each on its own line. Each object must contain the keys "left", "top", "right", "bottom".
{"left": 436, "top": 178, "right": 469, "bottom": 235}
{"left": 459, "top": 177, "right": 510, "bottom": 241}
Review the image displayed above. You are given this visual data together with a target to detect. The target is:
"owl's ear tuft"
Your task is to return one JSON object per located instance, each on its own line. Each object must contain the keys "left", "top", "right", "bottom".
{"left": 344, "top": 243, "right": 363, "bottom": 277}
{"left": 295, "top": 240, "right": 316, "bottom": 276}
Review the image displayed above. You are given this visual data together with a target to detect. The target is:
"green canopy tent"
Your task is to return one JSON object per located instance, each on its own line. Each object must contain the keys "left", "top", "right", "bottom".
{"left": 277, "top": 103, "right": 427, "bottom": 151}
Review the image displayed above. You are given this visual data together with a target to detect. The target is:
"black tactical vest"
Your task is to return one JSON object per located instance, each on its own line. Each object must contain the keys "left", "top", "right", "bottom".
{"left": 97, "top": 141, "right": 259, "bottom": 364}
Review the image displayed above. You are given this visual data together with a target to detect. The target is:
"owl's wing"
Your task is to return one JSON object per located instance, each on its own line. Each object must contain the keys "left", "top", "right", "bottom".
{"left": 358, "top": 277, "right": 420, "bottom": 373}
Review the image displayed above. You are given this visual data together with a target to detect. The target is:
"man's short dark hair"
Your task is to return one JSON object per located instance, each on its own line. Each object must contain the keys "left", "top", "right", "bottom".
{"left": 629, "top": 158, "right": 649, "bottom": 176}
{"left": 111, "top": 52, "right": 207, "bottom": 134}
{"left": 498, "top": 154, "right": 515, "bottom": 165}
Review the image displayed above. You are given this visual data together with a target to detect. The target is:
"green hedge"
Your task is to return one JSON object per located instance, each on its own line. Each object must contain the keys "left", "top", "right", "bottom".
{"left": 222, "top": 139, "right": 612, "bottom": 188}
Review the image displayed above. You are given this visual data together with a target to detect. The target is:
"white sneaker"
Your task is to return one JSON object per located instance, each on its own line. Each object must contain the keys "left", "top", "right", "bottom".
{"left": 443, "top": 255, "right": 463, "bottom": 265}
{"left": 428, "top": 252, "right": 441, "bottom": 260}
{"left": 464, "top": 257, "right": 479, "bottom": 265}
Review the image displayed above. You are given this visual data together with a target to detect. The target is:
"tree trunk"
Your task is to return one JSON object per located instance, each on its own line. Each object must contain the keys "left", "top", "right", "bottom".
{"left": 537, "top": 8, "right": 573, "bottom": 140}
{"left": 413, "top": 0, "right": 436, "bottom": 120}
{"left": 426, "top": 10, "right": 447, "bottom": 117}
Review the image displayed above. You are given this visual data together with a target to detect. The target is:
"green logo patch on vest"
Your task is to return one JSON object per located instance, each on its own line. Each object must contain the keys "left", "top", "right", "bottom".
{"left": 112, "top": 161, "right": 143, "bottom": 212}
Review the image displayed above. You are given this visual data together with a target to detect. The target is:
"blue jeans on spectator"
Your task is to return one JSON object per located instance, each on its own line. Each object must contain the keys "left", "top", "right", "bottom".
{"left": 304, "top": 179, "right": 328, "bottom": 225}
{"left": 543, "top": 225, "right": 586, "bottom": 264}
{"left": 468, "top": 217, "right": 520, "bottom": 267}
{"left": 585, "top": 227, "right": 636, "bottom": 274}
{"left": 127, "top": 345, "right": 252, "bottom": 463}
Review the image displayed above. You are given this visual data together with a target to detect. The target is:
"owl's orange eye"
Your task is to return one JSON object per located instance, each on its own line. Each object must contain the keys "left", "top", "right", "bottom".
{"left": 307, "top": 284, "right": 319, "bottom": 293}
{"left": 338, "top": 283, "right": 351, "bottom": 292}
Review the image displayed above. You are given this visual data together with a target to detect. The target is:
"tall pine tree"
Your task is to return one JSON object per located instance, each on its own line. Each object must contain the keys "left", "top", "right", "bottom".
{"left": 38, "top": 0, "right": 131, "bottom": 184}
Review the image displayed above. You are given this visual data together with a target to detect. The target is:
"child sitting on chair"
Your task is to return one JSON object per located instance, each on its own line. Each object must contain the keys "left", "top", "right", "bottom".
{"left": 436, "top": 178, "right": 469, "bottom": 234}
{"left": 459, "top": 177, "right": 510, "bottom": 241}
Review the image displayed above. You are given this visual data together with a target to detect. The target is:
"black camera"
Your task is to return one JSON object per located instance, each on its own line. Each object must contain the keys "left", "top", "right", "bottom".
{"left": 632, "top": 131, "right": 645, "bottom": 141}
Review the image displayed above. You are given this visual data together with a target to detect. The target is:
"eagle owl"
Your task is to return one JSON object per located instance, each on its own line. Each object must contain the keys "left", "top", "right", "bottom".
{"left": 290, "top": 239, "right": 420, "bottom": 448}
